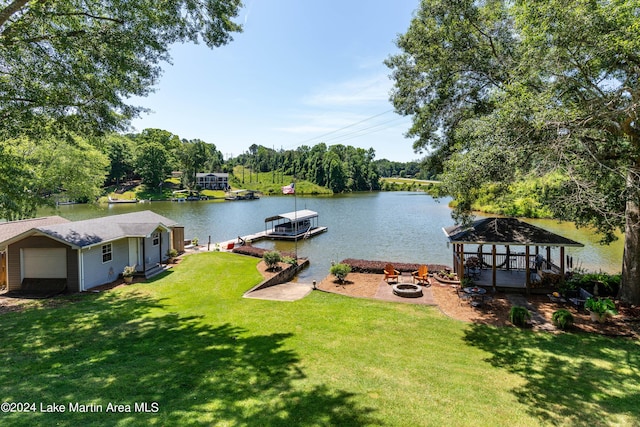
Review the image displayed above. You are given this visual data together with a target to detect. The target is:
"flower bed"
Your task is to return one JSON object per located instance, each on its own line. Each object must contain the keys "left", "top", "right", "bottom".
{"left": 432, "top": 271, "right": 460, "bottom": 285}
{"left": 340, "top": 258, "right": 450, "bottom": 274}
{"left": 233, "top": 245, "right": 295, "bottom": 259}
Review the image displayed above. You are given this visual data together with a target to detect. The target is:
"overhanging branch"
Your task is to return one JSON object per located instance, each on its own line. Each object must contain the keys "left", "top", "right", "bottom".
{"left": 0, "top": 0, "right": 30, "bottom": 30}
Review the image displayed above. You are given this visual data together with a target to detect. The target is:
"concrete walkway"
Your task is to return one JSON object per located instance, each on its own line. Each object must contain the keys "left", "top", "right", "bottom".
{"left": 244, "top": 281, "right": 314, "bottom": 302}
{"left": 246, "top": 279, "right": 437, "bottom": 304}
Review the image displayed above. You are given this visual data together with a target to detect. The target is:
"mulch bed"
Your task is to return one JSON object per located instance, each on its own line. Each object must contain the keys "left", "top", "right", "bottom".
{"left": 318, "top": 273, "right": 640, "bottom": 339}
{"left": 3, "top": 258, "right": 638, "bottom": 339}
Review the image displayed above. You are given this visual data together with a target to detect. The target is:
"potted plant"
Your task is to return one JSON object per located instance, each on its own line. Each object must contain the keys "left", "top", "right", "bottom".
{"left": 122, "top": 265, "right": 136, "bottom": 283}
{"left": 509, "top": 306, "right": 531, "bottom": 327}
{"left": 166, "top": 248, "right": 178, "bottom": 264}
{"left": 584, "top": 297, "right": 618, "bottom": 323}
{"left": 330, "top": 263, "right": 352, "bottom": 284}
{"left": 551, "top": 309, "right": 574, "bottom": 330}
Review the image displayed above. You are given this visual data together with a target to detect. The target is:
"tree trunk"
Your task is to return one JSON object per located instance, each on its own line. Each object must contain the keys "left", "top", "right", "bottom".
{"left": 620, "top": 166, "right": 640, "bottom": 305}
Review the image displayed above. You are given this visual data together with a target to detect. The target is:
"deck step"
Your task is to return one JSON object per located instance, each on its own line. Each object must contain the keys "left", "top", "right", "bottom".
{"left": 144, "top": 264, "right": 170, "bottom": 279}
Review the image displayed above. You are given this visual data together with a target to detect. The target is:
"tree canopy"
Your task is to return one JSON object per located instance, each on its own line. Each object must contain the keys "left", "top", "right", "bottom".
{"left": 0, "top": 0, "right": 242, "bottom": 138}
{"left": 0, "top": 0, "right": 242, "bottom": 219}
{"left": 387, "top": 0, "right": 640, "bottom": 303}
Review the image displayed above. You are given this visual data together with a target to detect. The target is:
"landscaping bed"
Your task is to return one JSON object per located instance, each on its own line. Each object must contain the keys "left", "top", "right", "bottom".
{"left": 317, "top": 272, "right": 640, "bottom": 338}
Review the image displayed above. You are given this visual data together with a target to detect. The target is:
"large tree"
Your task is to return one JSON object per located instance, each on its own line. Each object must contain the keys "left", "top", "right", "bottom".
{"left": 0, "top": 0, "right": 242, "bottom": 138}
{"left": 134, "top": 141, "right": 170, "bottom": 189}
{"left": 178, "top": 138, "right": 221, "bottom": 189}
{"left": 387, "top": 0, "right": 640, "bottom": 304}
{"left": 0, "top": 135, "right": 109, "bottom": 220}
{"left": 0, "top": 0, "right": 242, "bottom": 219}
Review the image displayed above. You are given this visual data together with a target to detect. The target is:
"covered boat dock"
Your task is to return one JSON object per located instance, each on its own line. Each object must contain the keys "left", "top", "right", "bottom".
{"left": 225, "top": 189, "right": 260, "bottom": 200}
{"left": 264, "top": 209, "right": 327, "bottom": 240}
{"left": 443, "top": 217, "right": 584, "bottom": 292}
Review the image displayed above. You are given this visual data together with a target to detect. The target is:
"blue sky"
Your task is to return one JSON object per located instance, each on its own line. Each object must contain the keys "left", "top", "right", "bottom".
{"left": 130, "top": 0, "right": 423, "bottom": 162}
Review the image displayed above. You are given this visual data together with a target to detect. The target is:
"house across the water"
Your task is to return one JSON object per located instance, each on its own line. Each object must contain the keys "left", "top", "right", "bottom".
{"left": 0, "top": 211, "right": 184, "bottom": 296}
{"left": 196, "top": 172, "right": 229, "bottom": 190}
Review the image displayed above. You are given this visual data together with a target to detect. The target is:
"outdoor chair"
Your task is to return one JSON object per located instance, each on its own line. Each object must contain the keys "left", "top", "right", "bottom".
{"left": 412, "top": 265, "right": 429, "bottom": 285}
{"left": 383, "top": 264, "right": 400, "bottom": 283}
{"left": 465, "top": 256, "right": 482, "bottom": 279}
{"left": 568, "top": 288, "right": 593, "bottom": 312}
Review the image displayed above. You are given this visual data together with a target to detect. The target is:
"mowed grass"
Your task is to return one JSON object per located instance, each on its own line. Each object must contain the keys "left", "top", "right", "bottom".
{"left": 1, "top": 252, "right": 638, "bottom": 426}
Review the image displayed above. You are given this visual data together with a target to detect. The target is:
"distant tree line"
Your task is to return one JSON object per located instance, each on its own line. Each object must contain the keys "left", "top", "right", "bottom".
{"left": 108, "top": 136, "right": 435, "bottom": 194}
{"left": 105, "top": 133, "right": 432, "bottom": 195}
{"left": 229, "top": 143, "right": 382, "bottom": 192}
{"left": 227, "top": 143, "right": 436, "bottom": 192}
{"left": 0, "top": 125, "right": 431, "bottom": 220}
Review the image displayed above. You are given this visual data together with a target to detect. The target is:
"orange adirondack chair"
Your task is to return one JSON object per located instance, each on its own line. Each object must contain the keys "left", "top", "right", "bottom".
{"left": 412, "top": 265, "right": 429, "bottom": 285}
{"left": 384, "top": 263, "right": 400, "bottom": 283}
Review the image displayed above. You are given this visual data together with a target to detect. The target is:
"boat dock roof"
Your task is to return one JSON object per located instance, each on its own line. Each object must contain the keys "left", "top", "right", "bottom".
{"left": 265, "top": 209, "right": 318, "bottom": 223}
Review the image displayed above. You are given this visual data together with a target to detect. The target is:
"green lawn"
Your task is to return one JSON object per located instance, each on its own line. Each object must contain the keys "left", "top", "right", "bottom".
{"left": 1, "top": 252, "right": 638, "bottom": 426}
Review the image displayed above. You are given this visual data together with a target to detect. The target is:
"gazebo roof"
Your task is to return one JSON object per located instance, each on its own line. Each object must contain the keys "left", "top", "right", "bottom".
{"left": 442, "top": 217, "right": 584, "bottom": 247}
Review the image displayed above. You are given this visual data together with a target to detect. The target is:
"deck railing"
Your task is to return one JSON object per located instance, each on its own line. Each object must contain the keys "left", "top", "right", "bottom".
{"left": 455, "top": 252, "right": 561, "bottom": 274}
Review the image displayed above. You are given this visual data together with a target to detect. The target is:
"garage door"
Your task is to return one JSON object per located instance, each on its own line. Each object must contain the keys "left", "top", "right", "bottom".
{"left": 22, "top": 248, "right": 67, "bottom": 278}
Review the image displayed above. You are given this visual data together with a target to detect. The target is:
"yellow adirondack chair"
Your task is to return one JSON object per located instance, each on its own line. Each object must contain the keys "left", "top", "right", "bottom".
{"left": 384, "top": 264, "right": 400, "bottom": 283}
{"left": 412, "top": 265, "right": 429, "bottom": 285}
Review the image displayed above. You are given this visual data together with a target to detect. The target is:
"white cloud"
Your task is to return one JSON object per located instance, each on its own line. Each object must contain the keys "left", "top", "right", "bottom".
{"left": 304, "top": 73, "right": 392, "bottom": 107}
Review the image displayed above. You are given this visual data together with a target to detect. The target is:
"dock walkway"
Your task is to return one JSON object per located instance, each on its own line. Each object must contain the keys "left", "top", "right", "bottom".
{"left": 219, "top": 227, "right": 327, "bottom": 250}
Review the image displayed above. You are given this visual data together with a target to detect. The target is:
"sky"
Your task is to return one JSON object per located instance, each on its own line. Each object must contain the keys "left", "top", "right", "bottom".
{"left": 129, "top": 0, "right": 423, "bottom": 162}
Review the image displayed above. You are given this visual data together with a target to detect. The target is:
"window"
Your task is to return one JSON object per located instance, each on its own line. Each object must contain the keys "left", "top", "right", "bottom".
{"left": 152, "top": 232, "right": 160, "bottom": 246}
{"left": 102, "top": 244, "right": 112, "bottom": 263}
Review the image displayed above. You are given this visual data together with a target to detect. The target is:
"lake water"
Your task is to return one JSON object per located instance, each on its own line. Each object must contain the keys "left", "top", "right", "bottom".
{"left": 42, "top": 192, "right": 624, "bottom": 282}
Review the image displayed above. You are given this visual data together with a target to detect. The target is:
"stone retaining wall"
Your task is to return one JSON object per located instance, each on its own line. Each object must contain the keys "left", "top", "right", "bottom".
{"left": 245, "top": 258, "right": 310, "bottom": 294}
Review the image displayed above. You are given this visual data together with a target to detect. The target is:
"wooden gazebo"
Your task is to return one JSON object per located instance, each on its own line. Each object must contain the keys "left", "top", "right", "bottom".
{"left": 443, "top": 217, "right": 584, "bottom": 291}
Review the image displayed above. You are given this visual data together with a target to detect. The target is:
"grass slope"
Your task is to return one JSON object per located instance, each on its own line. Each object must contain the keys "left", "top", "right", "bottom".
{"left": 1, "top": 252, "right": 638, "bottom": 426}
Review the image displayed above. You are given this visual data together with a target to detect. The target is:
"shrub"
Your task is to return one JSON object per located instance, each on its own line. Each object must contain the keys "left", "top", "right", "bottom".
{"left": 461, "top": 277, "right": 474, "bottom": 287}
{"left": 282, "top": 256, "right": 298, "bottom": 266}
{"left": 330, "top": 263, "right": 352, "bottom": 283}
{"left": 509, "top": 306, "right": 531, "bottom": 327}
{"left": 552, "top": 309, "right": 574, "bottom": 330}
{"left": 263, "top": 251, "right": 282, "bottom": 271}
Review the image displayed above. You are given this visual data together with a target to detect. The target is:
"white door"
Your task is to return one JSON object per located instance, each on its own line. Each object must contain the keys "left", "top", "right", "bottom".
{"left": 128, "top": 238, "right": 141, "bottom": 269}
{"left": 22, "top": 248, "right": 67, "bottom": 278}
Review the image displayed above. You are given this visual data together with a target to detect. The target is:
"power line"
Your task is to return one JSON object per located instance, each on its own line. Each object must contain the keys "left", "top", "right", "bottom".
{"left": 289, "top": 109, "right": 395, "bottom": 148}
{"left": 320, "top": 116, "right": 405, "bottom": 144}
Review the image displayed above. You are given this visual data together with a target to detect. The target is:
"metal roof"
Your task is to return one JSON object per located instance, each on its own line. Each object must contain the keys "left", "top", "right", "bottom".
{"left": 442, "top": 217, "right": 584, "bottom": 247}
{"left": 265, "top": 209, "right": 318, "bottom": 223}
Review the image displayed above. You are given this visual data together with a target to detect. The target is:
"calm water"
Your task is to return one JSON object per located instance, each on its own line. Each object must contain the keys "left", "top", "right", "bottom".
{"left": 42, "top": 192, "right": 624, "bottom": 282}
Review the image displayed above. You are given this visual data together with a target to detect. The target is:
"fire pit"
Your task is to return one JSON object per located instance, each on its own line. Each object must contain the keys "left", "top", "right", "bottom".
{"left": 392, "top": 283, "right": 423, "bottom": 298}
